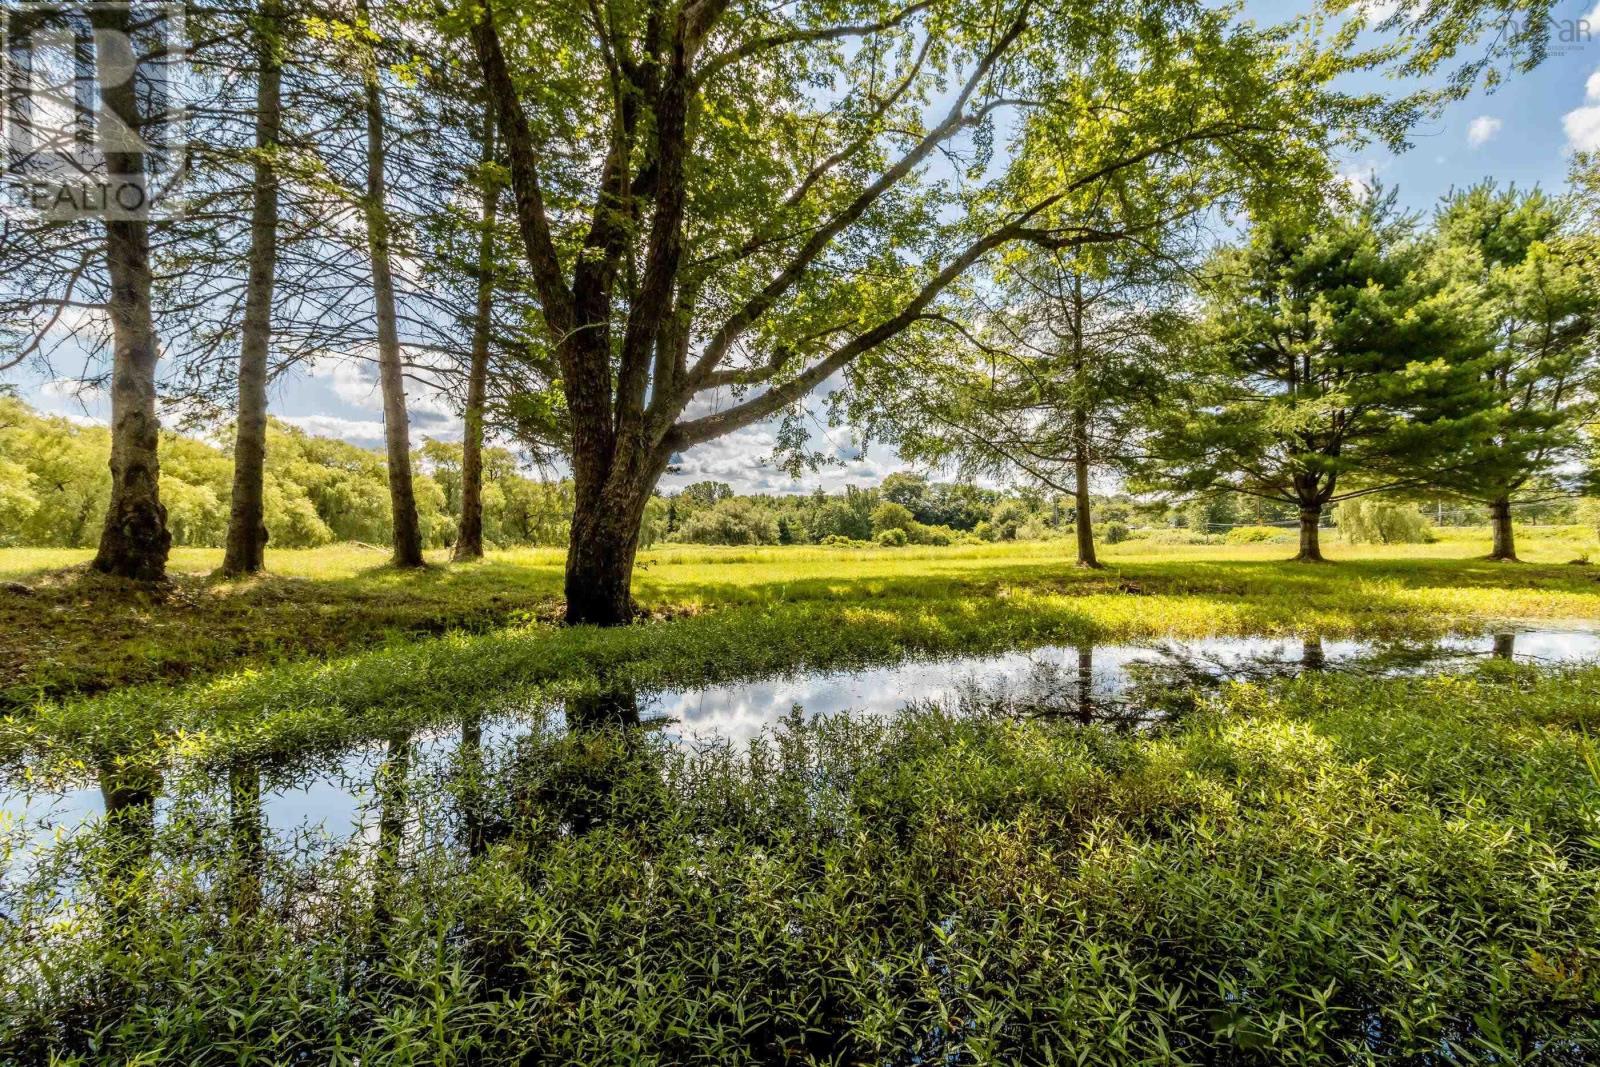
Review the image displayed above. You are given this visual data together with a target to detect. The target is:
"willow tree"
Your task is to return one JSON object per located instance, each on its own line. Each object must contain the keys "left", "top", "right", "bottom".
{"left": 453, "top": 0, "right": 1409, "bottom": 624}
{"left": 1137, "top": 194, "right": 1485, "bottom": 562}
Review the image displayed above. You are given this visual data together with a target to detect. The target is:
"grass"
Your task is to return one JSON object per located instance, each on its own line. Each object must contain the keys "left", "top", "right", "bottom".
{"left": 4, "top": 530, "right": 1600, "bottom": 777}
{"left": 4, "top": 661, "right": 1597, "bottom": 1063}
{"left": 2, "top": 530, "right": 1597, "bottom": 707}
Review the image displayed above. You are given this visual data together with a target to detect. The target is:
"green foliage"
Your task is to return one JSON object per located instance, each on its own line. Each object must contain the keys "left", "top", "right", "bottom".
{"left": 869, "top": 501, "right": 914, "bottom": 536}
{"left": 874, "top": 526, "right": 908, "bottom": 547}
{"left": 0, "top": 400, "right": 584, "bottom": 552}
{"left": 5, "top": 664, "right": 1598, "bottom": 1063}
{"left": 1426, "top": 182, "right": 1600, "bottom": 508}
{"left": 1336, "top": 498, "right": 1437, "bottom": 544}
{"left": 676, "top": 498, "right": 780, "bottom": 546}
{"left": 1102, "top": 520, "right": 1131, "bottom": 545}
{"left": 1225, "top": 525, "right": 1291, "bottom": 545}
{"left": 1138, "top": 194, "right": 1487, "bottom": 517}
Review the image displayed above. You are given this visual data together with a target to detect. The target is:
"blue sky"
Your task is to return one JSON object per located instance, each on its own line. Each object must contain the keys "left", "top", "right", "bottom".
{"left": 13, "top": 0, "right": 1600, "bottom": 495}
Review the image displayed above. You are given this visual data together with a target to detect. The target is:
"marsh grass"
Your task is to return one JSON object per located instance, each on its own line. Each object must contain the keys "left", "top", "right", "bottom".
{"left": 3, "top": 662, "right": 1597, "bottom": 1064}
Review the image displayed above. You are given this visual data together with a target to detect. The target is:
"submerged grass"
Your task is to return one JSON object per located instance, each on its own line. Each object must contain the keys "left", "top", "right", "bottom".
{"left": 4, "top": 662, "right": 1597, "bottom": 1063}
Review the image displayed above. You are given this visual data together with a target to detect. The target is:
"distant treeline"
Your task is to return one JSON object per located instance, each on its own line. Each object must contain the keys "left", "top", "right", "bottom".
{"left": 1, "top": 396, "right": 1591, "bottom": 550}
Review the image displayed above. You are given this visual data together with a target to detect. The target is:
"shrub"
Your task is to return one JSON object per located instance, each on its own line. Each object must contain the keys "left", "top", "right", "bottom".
{"left": 907, "top": 522, "right": 956, "bottom": 546}
{"left": 1102, "top": 520, "right": 1130, "bottom": 544}
{"left": 875, "top": 527, "right": 908, "bottom": 547}
{"left": 8, "top": 668, "right": 1600, "bottom": 1063}
{"left": 1225, "top": 524, "right": 1290, "bottom": 544}
{"left": 1336, "top": 498, "right": 1435, "bottom": 544}
{"left": 674, "top": 498, "right": 780, "bottom": 545}
{"left": 819, "top": 533, "right": 868, "bottom": 547}
{"left": 870, "top": 501, "right": 915, "bottom": 536}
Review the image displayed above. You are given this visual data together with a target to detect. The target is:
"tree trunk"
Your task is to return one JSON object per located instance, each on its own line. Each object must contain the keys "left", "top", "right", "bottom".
{"left": 1069, "top": 278, "right": 1099, "bottom": 569}
{"left": 1072, "top": 429, "right": 1098, "bottom": 568}
{"left": 229, "top": 762, "right": 265, "bottom": 917}
{"left": 1074, "top": 645, "right": 1094, "bottom": 724}
{"left": 1489, "top": 497, "right": 1517, "bottom": 561}
{"left": 91, "top": 8, "right": 169, "bottom": 581}
{"left": 359, "top": 0, "right": 424, "bottom": 568}
{"left": 1295, "top": 506, "right": 1325, "bottom": 562}
{"left": 221, "top": 5, "right": 284, "bottom": 576}
{"left": 454, "top": 106, "right": 497, "bottom": 562}
{"left": 564, "top": 450, "right": 667, "bottom": 626}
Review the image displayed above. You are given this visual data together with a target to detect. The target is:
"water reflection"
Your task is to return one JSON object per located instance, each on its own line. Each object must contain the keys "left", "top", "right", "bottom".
{"left": 7, "top": 623, "right": 1599, "bottom": 870}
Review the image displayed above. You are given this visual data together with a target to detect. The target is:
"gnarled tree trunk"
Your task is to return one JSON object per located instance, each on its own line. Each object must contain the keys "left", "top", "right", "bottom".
{"left": 564, "top": 445, "right": 669, "bottom": 626}
{"left": 221, "top": 3, "right": 283, "bottom": 576}
{"left": 359, "top": 0, "right": 424, "bottom": 568}
{"left": 453, "top": 106, "right": 497, "bottom": 562}
{"left": 91, "top": 7, "right": 169, "bottom": 581}
{"left": 1489, "top": 497, "right": 1517, "bottom": 561}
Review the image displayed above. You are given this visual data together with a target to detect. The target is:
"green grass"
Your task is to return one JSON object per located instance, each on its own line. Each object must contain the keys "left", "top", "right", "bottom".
{"left": 4, "top": 532, "right": 1599, "bottom": 777}
{"left": 5, "top": 662, "right": 1597, "bottom": 1063}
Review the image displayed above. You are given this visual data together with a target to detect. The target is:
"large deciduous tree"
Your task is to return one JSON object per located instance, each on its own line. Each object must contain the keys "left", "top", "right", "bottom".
{"left": 454, "top": 0, "right": 1408, "bottom": 624}
{"left": 1137, "top": 194, "right": 1484, "bottom": 562}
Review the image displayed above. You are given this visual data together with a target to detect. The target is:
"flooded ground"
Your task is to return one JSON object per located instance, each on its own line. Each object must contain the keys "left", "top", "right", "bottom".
{"left": 5, "top": 622, "right": 1599, "bottom": 871}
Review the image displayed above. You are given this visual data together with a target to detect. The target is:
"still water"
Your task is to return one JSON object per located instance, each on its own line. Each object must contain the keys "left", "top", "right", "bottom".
{"left": 5, "top": 623, "right": 1599, "bottom": 867}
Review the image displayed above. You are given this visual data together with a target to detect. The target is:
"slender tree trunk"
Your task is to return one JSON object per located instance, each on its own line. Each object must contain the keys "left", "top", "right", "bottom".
{"left": 1489, "top": 497, "right": 1517, "bottom": 561}
{"left": 1074, "top": 645, "right": 1094, "bottom": 724}
{"left": 454, "top": 106, "right": 497, "bottom": 562}
{"left": 369, "top": 732, "right": 411, "bottom": 947}
{"left": 1072, "top": 420, "right": 1098, "bottom": 569}
{"left": 1069, "top": 276, "right": 1099, "bottom": 568}
{"left": 1295, "top": 506, "right": 1325, "bottom": 562}
{"left": 91, "top": 8, "right": 169, "bottom": 581}
{"left": 221, "top": 4, "right": 284, "bottom": 575}
{"left": 358, "top": 0, "right": 423, "bottom": 568}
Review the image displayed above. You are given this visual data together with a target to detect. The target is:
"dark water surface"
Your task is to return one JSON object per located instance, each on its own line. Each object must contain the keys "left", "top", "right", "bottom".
{"left": 5, "top": 622, "right": 1599, "bottom": 872}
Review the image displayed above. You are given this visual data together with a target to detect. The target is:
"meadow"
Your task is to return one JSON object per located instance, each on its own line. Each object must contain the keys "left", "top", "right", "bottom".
{"left": 3, "top": 532, "right": 1600, "bottom": 1063}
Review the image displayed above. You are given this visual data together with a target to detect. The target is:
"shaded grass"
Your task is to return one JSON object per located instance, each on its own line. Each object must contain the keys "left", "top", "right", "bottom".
{"left": 5, "top": 662, "right": 1597, "bottom": 1064}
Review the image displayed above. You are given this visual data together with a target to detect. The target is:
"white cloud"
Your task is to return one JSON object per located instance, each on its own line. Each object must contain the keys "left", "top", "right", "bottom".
{"left": 1466, "top": 115, "right": 1501, "bottom": 148}
{"left": 277, "top": 414, "right": 388, "bottom": 446}
{"left": 1563, "top": 69, "right": 1600, "bottom": 151}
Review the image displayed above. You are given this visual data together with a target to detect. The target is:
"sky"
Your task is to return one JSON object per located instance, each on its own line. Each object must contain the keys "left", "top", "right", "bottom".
{"left": 13, "top": 0, "right": 1600, "bottom": 496}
